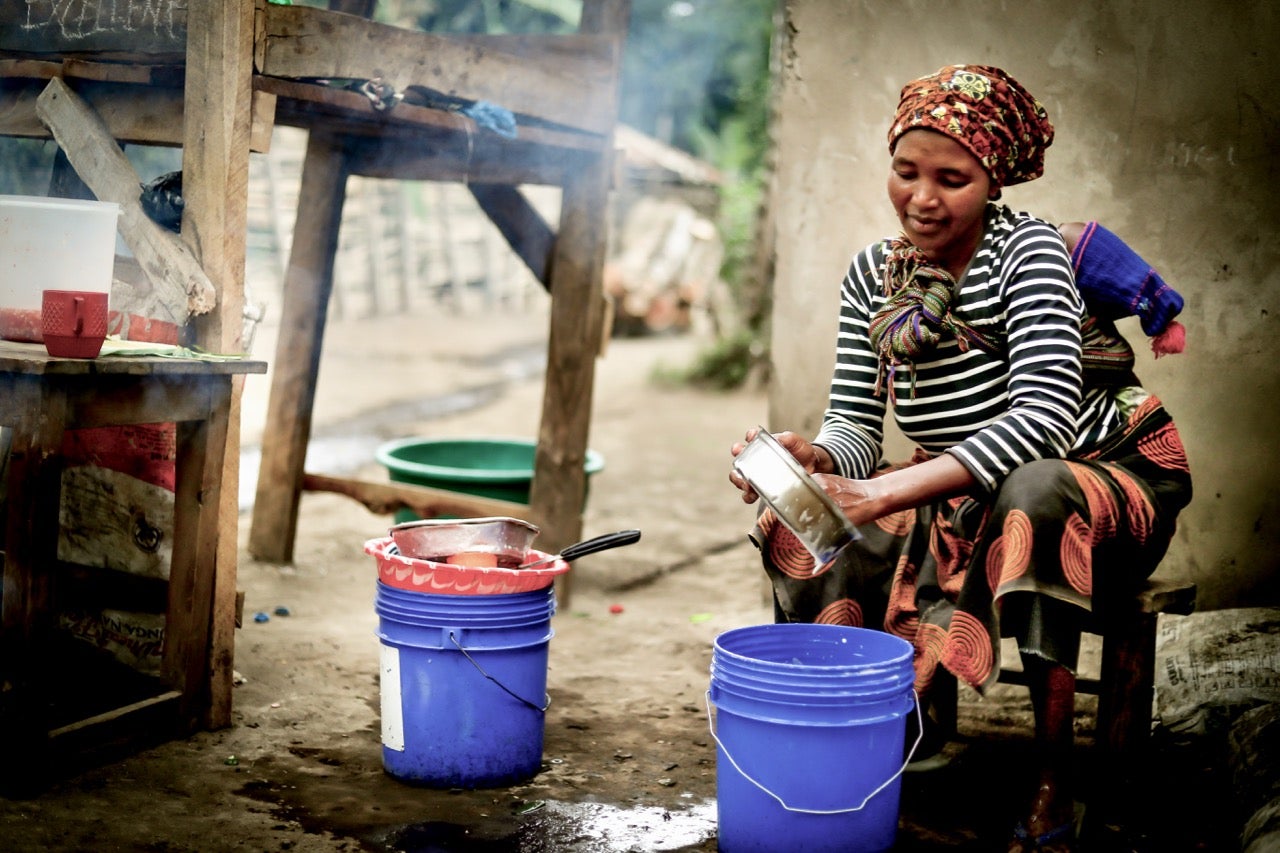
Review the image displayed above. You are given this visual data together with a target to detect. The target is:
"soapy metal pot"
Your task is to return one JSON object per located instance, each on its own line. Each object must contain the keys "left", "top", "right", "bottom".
{"left": 733, "top": 428, "right": 860, "bottom": 572}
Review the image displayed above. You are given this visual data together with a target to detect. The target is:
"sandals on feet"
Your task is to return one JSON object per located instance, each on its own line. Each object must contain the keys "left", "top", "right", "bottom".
{"left": 1010, "top": 819, "right": 1076, "bottom": 853}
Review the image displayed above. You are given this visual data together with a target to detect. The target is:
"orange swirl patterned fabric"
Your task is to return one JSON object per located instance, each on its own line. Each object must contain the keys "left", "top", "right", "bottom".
{"left": 752, "top": 393, "right": 1191, "bottom": 696}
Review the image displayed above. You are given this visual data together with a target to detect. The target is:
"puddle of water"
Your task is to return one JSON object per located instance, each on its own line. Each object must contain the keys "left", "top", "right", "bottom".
{"left": 370, "top": 799, "right": 717, "bottom": 853}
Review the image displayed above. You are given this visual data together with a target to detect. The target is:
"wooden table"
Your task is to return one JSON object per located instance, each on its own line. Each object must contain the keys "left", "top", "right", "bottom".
{"left": 0, "top": 341, "right": 265, "bottom": 791}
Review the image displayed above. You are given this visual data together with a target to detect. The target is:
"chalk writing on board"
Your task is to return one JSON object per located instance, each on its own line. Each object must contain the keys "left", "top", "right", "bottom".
{"left": 19, "top": 0, "right": 187, "bottom": 42}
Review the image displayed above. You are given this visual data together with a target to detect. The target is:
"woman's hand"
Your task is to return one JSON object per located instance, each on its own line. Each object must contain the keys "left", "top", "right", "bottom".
{"left": 729, "top": 428, "right": 831, "bottom": 504}
{"left": 812, "top": 473, "right": 885, "bottom": 527}
{"left": 816, "top": 454, "right": 977, "bottom": 525}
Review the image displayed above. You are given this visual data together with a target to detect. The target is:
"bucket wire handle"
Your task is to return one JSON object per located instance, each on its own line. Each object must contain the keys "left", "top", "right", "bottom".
{"left": 449, "top": 631, "right": 550, "bottom": 713}
{"left": 704, "top": 689, "right": 923, "bottom": 815}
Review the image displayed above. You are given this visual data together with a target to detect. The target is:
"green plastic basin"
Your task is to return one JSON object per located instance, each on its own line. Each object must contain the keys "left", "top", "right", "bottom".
{"left": 375, "top": 436, "right": 605, "bottom": 522}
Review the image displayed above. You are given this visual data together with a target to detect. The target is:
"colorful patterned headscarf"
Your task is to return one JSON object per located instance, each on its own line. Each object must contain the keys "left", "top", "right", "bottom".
{"left": 888, "top": 65, "right": 1054, "bottom": 189}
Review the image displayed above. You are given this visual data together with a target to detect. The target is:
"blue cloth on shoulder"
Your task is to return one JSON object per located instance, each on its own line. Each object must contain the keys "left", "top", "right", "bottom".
{"left": 1070, "top": 221, "right": 1183, "bottom": 337}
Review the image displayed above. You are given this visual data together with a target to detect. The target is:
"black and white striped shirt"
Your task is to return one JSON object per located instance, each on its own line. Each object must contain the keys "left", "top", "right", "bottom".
{"left": 813, "top": 204, "right": 1125, "bottom": 495}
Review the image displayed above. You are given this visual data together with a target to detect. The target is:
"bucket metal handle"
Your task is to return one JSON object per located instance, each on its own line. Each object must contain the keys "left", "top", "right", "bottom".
{"left": 704, "top": 689, "right": 922, "bottom": 815}
{"left": 449, "top": 631, "right": 550, "bottom": 713}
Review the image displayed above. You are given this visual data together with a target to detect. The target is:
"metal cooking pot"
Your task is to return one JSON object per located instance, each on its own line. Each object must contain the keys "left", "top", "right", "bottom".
{"left": 389, "top": 516, "right": 539, "bottom": 565}
{"left": 388, "top": 517, "right": 642, "bottom": 570}
{"left": 733, "top": 428, "right": 860, "bottom": 571}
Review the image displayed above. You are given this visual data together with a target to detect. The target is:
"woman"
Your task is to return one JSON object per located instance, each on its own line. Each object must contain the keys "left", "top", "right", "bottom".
{"left": 729, "top": 65, "right": 1192, "bottom": 852}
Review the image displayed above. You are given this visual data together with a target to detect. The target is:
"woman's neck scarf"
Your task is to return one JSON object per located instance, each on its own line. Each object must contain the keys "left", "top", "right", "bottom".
{"left": 868, "top": 238, "right": 1001, "bottom": 402}
{"left": 870, "top": 65, "right": 1053, "bottom": 401}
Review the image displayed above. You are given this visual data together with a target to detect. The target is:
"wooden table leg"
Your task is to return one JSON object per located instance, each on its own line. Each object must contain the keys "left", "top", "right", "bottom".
{"left": 162, "top": 381, "right": 222, "bottom": 731}
{"left": 0, "top": 379, "right": 68, "bottom": 794}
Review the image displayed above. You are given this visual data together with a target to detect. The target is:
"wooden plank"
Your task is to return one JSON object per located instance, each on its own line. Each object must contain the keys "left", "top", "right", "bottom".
{"left": 469, "top": 184, "right": 556, "bottom": 288}
{"left": 0, "top": 0, "right": 187, "bottom": 58}
{"left": 0, "top": 58, "right": 166, "bottom": 85}
{"left": 181, "top": 0, "right": 256, "bottom": 730}
{"left": 257, "top": 2, "right": 619, "bottom": 135}
{"left": 2, "top": 77, "right": 185, "bottom": 144}
{"left": 0, "top": 76, "right": 275, "bottom": 151}
{"left": 33, "top": 77, "right": 215, "bottom": 320}
{"left": 303, "top": 474, "right": 544, "bottom": 528}
{"left": 163, "top": 413, "right": 218, "bottom": 727}
{"left": 0, "top": 341, "right": 265, "bottom": 379}
{"left": 257, "top": 75, "right": 604, "bottom": 153}
{"left": 248, "top": 130, "right": 350, "bottom": 564}
{"left": 47, "top": 691, "right": 183, "bottom": 740}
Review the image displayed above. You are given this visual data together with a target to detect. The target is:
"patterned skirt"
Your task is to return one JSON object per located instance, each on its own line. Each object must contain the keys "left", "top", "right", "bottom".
{"left": 752, "top": 390, "right": 1193, "bottom": 696}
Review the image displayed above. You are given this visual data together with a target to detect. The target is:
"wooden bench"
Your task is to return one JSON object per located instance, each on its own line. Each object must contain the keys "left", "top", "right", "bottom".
{"left": 997, "top": 576, "right": 1197, "bottom": 791}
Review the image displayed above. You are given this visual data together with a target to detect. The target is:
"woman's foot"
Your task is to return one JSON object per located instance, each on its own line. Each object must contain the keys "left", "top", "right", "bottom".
{"left": 1007, "top": 779, "right": 1076, "bottom": 852}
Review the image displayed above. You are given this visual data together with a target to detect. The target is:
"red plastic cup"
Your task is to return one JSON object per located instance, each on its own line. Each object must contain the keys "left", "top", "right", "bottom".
{"left": 42, "top": 289, "right": 108, "bottom": 358}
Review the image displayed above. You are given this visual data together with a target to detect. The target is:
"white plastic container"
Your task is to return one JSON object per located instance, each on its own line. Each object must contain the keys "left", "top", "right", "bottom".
{"left": 0, "top": 195, "right": 120, "bottom": 342}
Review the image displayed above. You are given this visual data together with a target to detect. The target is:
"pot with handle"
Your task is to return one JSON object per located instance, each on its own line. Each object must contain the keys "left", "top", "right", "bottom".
{"left": 517, "top": 529, "right": 641, "bottom": 571}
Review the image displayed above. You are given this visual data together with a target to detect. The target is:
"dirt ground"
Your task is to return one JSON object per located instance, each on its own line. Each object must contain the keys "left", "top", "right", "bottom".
{"left": 0, "top": 306, "right": 1235, "bottom": 851}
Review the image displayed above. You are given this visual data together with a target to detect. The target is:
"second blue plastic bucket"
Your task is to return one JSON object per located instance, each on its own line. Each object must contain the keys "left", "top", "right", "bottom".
{"left": 375, "top": 583, "right": 555, "bottom": 788}
{"left": 709, "top": 623, "right": 916, "bottom": 853}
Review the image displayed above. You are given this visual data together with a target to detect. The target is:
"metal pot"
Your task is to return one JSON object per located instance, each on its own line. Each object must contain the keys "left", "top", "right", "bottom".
{"left": 389, "top": 516, "right": 539, "bottom": 565}
{"left": 388, "top": 518, "right": 642, "bottom": 570}
{"left": 733, "top": 428, "right": 860, "bottom": 571}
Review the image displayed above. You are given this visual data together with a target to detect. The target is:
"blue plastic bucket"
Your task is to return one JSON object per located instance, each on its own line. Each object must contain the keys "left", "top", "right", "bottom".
{"left": 709, "top": 623, "right": 917, "bottom": 853}
{"left": 375, "top": 583, "right": 555, "bottom": 788}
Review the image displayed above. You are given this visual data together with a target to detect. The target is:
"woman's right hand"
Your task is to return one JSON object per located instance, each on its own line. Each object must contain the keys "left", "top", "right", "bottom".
{"left": 729, "top": 428, "right": 829, "bottom": 504}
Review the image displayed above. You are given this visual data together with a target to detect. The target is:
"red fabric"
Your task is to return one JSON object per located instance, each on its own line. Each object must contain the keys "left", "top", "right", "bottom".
{"left": 889, "top": 65, "right": 1054, "bottom": 189}
{"left": 1152, "top": 320, "right": 1186, "bottom": 357}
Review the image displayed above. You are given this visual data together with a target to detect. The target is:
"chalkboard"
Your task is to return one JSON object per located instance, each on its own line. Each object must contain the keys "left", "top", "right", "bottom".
{"left": 0, "top": 1, "right": 189, "bottom": 55}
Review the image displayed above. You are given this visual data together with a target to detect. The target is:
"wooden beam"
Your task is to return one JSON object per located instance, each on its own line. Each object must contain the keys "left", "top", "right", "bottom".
{"left": 0, "top": 75, "right": 275, "bottom": 151}
{"left": 248, "top": 131, "right": 351, "bottom": 564}
{"left": 257, "top": 2, "right": 619, "bottom": 135}
{"left": 527, "top": 0, "right": 630, "bottom": 607}
{"left": 34, "top": 76, "right": 213, "bottom": 323}
{"left": 469, "top": 184, "right": 556, "bottom": 288}
{"left": 256, "top": 75, "right": 604, "bottom": 153}
{"left": 303, "top": 474, "right": 544, "bottom": 528}
{"left": 181, "top": 0, "right": 256, "bottom": 731}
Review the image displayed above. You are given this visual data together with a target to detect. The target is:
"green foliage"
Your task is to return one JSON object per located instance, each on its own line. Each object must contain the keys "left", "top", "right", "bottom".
{"left": 620, "top": 0, "right": 774, "bottom": 170}
{"left": 620, "top": 0, "right": 776, "bottom": 391}
{"left": 652, "top": 327, "right": 763, "bottom": 390}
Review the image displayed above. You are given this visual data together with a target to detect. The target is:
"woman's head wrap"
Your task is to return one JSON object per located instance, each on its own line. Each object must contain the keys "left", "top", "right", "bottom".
{"left": 888, "top": 65, "right": 1054, "bottom": 188}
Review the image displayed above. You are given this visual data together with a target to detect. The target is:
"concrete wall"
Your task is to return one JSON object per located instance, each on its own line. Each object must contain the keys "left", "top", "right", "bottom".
{"left": 767, "top": 0, "right": 1279, "bottom": 609}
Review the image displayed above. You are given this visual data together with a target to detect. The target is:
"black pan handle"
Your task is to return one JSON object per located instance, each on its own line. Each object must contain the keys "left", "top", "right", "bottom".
{"left": 557, "top": 529, "right": 641, "bottom": 562}
{"left": 520, "top": 529, "right": 642, "bottom": 570}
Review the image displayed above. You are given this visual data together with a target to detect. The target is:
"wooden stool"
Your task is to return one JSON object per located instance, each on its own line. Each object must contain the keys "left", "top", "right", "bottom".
{"left": 997, "top": 576, "right": 1197, "bottom": 791}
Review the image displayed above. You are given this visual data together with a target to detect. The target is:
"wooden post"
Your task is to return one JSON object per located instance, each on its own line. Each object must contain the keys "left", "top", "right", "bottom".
{"left": 248, "top": 130, "right": 351, "bottom": 563}
{"left": 527, "top": 0, "right": 630, "bottom": 607}
{"left": 181, "top": 0, "right": 256, "bottom": 729}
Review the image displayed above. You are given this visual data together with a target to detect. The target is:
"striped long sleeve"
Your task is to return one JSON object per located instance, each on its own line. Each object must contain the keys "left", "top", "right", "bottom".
{"left": 814, "top": 205, "right": 1120, "bottom": 495}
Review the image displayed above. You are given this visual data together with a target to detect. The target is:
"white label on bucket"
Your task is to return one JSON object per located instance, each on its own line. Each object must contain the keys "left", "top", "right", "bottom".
{"left": 380, "top": 643, "right": 405, "bottom": 751}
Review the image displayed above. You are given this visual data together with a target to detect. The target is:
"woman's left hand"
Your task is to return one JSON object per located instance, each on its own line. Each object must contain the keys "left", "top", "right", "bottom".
{"left": 812, "top": 473, "right": 885, "bottom": 527}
